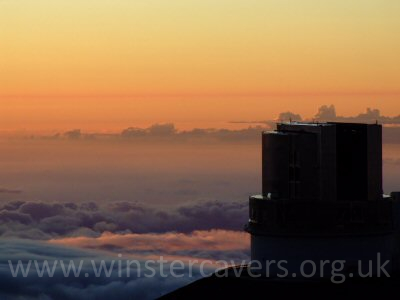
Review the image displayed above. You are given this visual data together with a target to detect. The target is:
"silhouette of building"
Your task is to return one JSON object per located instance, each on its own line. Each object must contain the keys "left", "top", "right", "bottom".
{"left": 246, "top": 122, "right": 400, "bottom": 276}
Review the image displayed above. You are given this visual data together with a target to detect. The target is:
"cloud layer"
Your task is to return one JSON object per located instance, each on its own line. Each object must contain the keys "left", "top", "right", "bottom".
{"left": 0, "top": 200, "right": 248, "bottom": 240}
{"left": 0, "top": 239, "right": 203, "bottom": 300}
{"left": 313, "top": 105, "right": 400, "bottom": 124}
{"left": 49, "top": 230, "right": 250, "bottom": 262}
{"left": 8, "top": 106, "right": 398, "bottom": 144}
{"left": 271, "top": 105, "right": 400, "bottom": 125}
{"left": 235, "top": 106, "right": 400, "bottom": 143}
{"left": 0, "top": 201, "right": 249, "bottom": 299}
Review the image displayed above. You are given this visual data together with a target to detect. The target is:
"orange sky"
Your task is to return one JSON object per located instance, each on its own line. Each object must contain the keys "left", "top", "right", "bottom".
{"left": 1, "top": 0, "right": 399, "bottom": 132}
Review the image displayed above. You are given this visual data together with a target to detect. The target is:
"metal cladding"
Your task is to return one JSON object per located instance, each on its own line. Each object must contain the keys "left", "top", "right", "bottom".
{"left": 262, "top": 130, "right": 319, "bottom": 201}
{"left": 262, "top": 122, "right": 383, "bottom": 203}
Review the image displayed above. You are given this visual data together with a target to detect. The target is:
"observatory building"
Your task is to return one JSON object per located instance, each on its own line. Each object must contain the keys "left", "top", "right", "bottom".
{"left": 246, "top": 122, "right": 400, "bottom": 276}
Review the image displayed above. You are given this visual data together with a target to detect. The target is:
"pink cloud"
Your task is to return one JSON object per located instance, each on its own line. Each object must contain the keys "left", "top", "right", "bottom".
{"left": 49, "top": 229, "right": 249, "bottom": 252}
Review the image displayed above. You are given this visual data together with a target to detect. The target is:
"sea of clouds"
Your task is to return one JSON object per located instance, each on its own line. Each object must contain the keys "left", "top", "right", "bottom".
{"left": 0, "top": 200, "right": 250, "bottom": 299}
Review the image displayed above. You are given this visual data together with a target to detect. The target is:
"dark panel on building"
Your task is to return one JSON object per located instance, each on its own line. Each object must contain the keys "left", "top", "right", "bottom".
{"left": 367, "top": 125, "right": 383, "bottom": 201}
{"left": 332, "top": 123, "right": 382, "bottom": 202}
{"left": 262, "top": 133, "right": 290, "bottom": 199}
{"left": 263, "top": 129, "right": 319, "bottom": 201}
{"left": 335, "top": 123, "right": 368, "bottom": 201}
{"left": 274, "top": 123, "right": 337, "bottom": 202}
{"left": 318, "top": 125, "right": 337, "bottom": 202}
{"left": 290, "top": 132, "right": 319, "bottom": 201}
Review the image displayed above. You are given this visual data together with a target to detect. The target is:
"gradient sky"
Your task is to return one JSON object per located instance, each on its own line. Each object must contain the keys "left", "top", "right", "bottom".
{"left": 1, "top": 0, "right": 400, "bottom": 132}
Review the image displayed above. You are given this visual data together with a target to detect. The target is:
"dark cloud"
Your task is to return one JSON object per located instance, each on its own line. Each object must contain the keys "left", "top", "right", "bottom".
{"left": 0, "top": 210, "right": 32, "bottom": 225}
{"left": 314, "top": 104, "right": 337, "bottom": 120}
{"left": 63, "top": 129, "right": 82, "bottom": 140}
{"left": 121, "top": 123, "right": 176, "bottom": 138}
{"left": 19, "top": 203, "right": 65, "bottom": 222}
{"left": 24, "top": 123, "right": 267, "bottom": 144}
{"left": 120, "top": 123, "right": 265, "bottom": 144}
{"left": 0, "top": 200, "right": 248, "bottom": 240}
{"left": 0, "top": 201, "right": 26, "bottom": 211}
{"left": 278, "top": 111, "right": 303, "bottom": 122}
